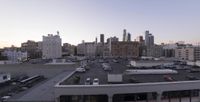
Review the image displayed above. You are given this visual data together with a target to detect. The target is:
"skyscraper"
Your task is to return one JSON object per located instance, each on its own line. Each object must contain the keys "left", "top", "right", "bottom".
{"left": 145, "top": 30, "right": 149, "bottom": 46}
{"left": 100, "top": 34, "right": 104, "bottom": 44}
{"left": 149, "top": 34, "right": 154, "bottom": 46}
{"left": 145, "top": 30, "right": 154, "bottom": 47}
{"left": 127, "top": 33, "right": 131, "bottom": 42}
{"left": 123, "top": 29, "right": 127, "bottom": 41}
{"left": 123, "top": 29, "right": 131, "bottom": 42}
{"left": 95, "top": 37, "right": 98, "bottom": 44}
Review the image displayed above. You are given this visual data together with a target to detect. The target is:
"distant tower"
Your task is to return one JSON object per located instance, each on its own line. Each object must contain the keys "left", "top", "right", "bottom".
{"left": 123, "top": 29, "right": 127, "bottom": 41}
{"left": 149, "top": 34, "right": 154, "bottom": 46}
{"left": 127, "top": 33, "right": 131, "bottom": 42}
{"left": 82, "top": 40, "right": 85, "bottom": 43}
{"left": 145, "top": 30, "right": 149, "bottom": 46}
{"left": 57, "top": 31, "right": 60, "bottom": 35}
{"left": 145, "top": 30, "right": 154, "bottom": 47}
{"left": 95, "top": 37, "right": 98, "bottom": 44}
{"left": 137, "top": 36, "right": 144, "bottom": 43}
{"left": 100, "top": 34, "right": 104, "bottom": 44}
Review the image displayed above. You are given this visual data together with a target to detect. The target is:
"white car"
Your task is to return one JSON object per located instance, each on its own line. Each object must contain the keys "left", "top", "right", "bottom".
{"left": 113, "top": 59, "right": 118, "bottom": 63}
{"left": 1, "top": 95, "right": 11, "bottom": 100}
{"left": 85, "top": 78, "right": 91, "bottom": 85}
{"left": 76, "top": 67, "right": 86, "bottom": 73}
{"left": 102, "top": 63, "right": 112, "bottom": 71}
{"left": 93, "top": 78, "right": 99, "bottom": 85}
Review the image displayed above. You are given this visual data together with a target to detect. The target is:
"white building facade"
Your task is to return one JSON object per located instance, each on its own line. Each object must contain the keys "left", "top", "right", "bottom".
{"left": 42, "top": 34, "right": 62, "bottom": 59}
{"left": 175, "top": 47, "right": 194, "bottom": 61}
{"left": 194, "top": 47, "right": 200, "bottom": 61}
{"left": 77, "top": 42, "right": 97, "bottom": 57}
{"left": 2, "top": 50, "right": 27, "bottom": 62}
{"left": 85, "top": 42, "right": 97, "bottom": 57}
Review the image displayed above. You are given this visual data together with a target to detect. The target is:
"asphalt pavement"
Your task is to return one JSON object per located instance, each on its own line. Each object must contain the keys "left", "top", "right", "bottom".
{"left": 9, "top": 70, "right": 74, "bottom": 102}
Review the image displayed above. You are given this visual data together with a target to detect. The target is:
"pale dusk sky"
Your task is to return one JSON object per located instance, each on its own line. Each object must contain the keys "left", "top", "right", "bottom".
{"left": 0, "top": 0, "right": 200, "bottom": 48}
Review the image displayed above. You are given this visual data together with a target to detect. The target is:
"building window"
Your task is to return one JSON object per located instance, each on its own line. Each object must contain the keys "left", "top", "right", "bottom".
{"left": 3, "top": 75, "right": 7, "bottom": 80}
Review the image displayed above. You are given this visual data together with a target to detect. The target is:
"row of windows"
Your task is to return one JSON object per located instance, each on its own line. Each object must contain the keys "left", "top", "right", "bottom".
{"left": 60, "top": 90, "right": 199, "bottom": 102}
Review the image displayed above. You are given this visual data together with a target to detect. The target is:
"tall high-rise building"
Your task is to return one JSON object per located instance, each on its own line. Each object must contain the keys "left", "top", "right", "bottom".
{"left": 123, "top": 29, "right": 127, "bottom": 41}
{"left": 100, "top": 34, "right": 104, "bottom": 44}
{"left": 42, "top": 33, "right": 62, "bottom": 59}
{"left": 127, "top": 33, "right": 131, "bottom": 42}
{"left": 145, "top": 30, "right": 154, "bottom": 47}
{"left": 95, "top": 37, "right": 98, "bottom": 44}
{"left": 123, "top": 29, "right": 131, "bottom": 42}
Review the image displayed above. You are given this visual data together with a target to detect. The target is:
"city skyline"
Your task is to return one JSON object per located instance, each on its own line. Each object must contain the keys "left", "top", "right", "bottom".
{"left": 0, "top": 0, "right": 200, "bottom": 48}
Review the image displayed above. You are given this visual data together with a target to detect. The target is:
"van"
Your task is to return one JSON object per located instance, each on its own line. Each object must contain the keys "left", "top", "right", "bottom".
{"left": 93, "top": 78, "right": 99, "bottom": 85}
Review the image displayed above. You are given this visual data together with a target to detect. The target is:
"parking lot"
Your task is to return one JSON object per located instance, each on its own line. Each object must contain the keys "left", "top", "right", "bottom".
{"left": 61, "top": 59, "right": 130, "bottom": 85}
{"left": 61, "top": 58, "right": 200, "bottom": 85}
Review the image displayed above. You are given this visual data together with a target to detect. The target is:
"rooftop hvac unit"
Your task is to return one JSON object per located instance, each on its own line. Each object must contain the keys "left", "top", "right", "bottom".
{"left": 125, "top": 69, "right": 178, "bottom": 75}
{"left": 107, "top": 74, "right": 122, "bottom": 83}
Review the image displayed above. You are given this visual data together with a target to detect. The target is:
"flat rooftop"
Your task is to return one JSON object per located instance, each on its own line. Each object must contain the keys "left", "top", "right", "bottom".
{"left": 0, "top": 64, "right": 77, "bottom": 102}
{"left": 60, "top": 59, "right": 200, "bottom": 85}
{"left": 0, "top": 64, "right": 77, "bottom": 78}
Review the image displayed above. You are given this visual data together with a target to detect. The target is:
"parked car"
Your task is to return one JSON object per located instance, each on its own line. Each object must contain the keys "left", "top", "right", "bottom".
{"left": 186, "top": 75, "right": 199, "bottom": 80}
{"left": 163, "top": 75, "right": 174, "bottom": 81}
{"left": 81, "top": 64, "right": 87, "bottom": 68}
{"left": 129, "top": 77, "right": 140, "bottom": 83}
{"left": 85, "top": 78, "right": 91, "bottom": 85}
{"left": 99, "top": 59, "right": 104, "bottom": 63}
{"left": 1, "top": 95, "right": 11, "bottom": 101}
{"left": 189, "top": 69, "right": 200, "bottom": 73}
{"left": 104, "top": 66, "right": 112, "bottom": 71}
{"left": 113, "top": 59, "right": 119, "bottom": 63}
{"left": 76, "top": 67, "right": 86, "bottom": 73}
{"left": 93, "top": 78, "right": 99, "bottom": 85}
{"left": 102, "top": 63, "right": 112, "bottom": 71}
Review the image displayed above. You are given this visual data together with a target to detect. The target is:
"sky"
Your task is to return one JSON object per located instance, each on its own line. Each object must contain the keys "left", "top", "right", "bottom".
{"left": 0, "top": 0, "right": 200, "bottom": 48}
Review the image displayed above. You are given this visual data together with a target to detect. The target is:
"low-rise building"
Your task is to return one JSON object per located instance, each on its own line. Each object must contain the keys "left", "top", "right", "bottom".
{"left": 2, "top": 50, "right": 27, "bottom": 62}
{"left": 77, "top": 42, "right": 85, "bottom": 56}
{"left": 162, "top": 44, "right": 177, "bottom": 58}
{"left": 21, "top": 40, "right": 42, "bottom": 59}
{"left": 194, "top": 47, "right": 200, "bottom": 61}
{"left": 175, "top": 47, "right": 194, "bottom": 61}
{"left": 106, "top": 36, "right": 119, "bottom": 43}
{"left": 85, "top": 42, "right": 97, "bottom": 57}
{"left": 96, "top": 43, "right": 104, "bottom": 57}
{"left": 77, "top": 42, "right": 97, "bottom": 57}
{"left": 54, "top": 59, "right": 200, "bottom": 102}
{"left": 146, "top": 45, "right": 163, "bottom": 58}
{"left": 111, "top": 41, "right": 139, "bottom": 58}
{"left": 62, "top": 43, "right": 76, "bottom": 56}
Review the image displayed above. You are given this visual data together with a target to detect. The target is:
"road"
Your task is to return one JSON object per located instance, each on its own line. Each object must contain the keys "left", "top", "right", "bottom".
{"left": 9, "top": 70, "right": 74, "bottom": 102}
